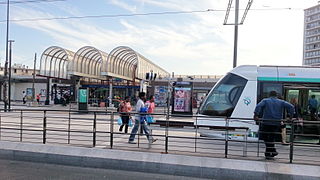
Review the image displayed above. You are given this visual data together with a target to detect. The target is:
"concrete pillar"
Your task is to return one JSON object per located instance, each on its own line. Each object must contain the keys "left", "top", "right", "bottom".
{"left": 45, "top": 78, "right": 51, "bottom": 105}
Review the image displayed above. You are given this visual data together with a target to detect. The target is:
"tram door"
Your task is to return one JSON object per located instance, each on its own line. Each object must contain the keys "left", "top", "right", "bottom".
{"left": 285, "top": 86, "right": 320, "bottom": 135}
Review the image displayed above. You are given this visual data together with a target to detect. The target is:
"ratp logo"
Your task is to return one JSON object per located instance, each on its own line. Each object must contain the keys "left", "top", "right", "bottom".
{"left": 243, "top": 97, "right": 251, "bottom": 106}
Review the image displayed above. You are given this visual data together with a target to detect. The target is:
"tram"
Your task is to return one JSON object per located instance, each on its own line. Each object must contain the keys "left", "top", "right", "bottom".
{"left": 197, "top": 65, "right": 320, "bottom": 140}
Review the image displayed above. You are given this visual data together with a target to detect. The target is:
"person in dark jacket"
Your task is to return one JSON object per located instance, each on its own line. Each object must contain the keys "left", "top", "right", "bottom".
{"left": 254, "top": 91, "right": 294, "bottom": 159}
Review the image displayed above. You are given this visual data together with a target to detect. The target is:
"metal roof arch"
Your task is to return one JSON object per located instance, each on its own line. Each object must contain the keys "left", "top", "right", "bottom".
{"left": 71, "top": 46, "right": 107, "bottom": 80}
{"left": 102, "top": 46, "right": 138, "bottom": 80}
{"left": 39, "top": 46, "right": 75, "bottom": 79}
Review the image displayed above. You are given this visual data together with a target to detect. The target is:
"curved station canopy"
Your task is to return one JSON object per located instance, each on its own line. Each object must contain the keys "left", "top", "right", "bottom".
{"left": 39, "top": 46, "right": 169, "bottom": 82}
{"left": 39, "top": 46, "right": 75, "bottom": 80}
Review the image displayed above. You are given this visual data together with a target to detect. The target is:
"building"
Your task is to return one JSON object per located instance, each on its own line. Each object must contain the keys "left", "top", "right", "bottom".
{"left": 0, "top": 64, "right": 47, "bottom": 102}
{"left": 303, "top": 3, "right": 320, "bottom": 65}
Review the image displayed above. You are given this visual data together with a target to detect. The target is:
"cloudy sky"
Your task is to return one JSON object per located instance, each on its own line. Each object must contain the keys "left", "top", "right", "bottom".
{"left": 0, "top": 0, "right": 318, "bottom": 75}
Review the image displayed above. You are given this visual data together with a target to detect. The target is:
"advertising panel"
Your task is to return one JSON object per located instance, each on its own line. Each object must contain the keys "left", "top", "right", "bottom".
{"left": 173, "top": 87, "right": 191, "bottom": 113}
{"left": 79, "top": 89, "right": 88, "bottom": 103}
{"left": 154, "top": 86, "right": 168, "bottom": 107}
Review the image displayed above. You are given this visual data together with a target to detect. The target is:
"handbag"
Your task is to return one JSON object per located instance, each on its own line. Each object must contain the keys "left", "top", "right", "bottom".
{"left": 146, "top": 115, "right": 155, "bottom": 123}
{"left": 117, "top": 117, "right": 123, "bottom": 125}
{"left": 128, "top": 118, "right": 133, "bottom": 127}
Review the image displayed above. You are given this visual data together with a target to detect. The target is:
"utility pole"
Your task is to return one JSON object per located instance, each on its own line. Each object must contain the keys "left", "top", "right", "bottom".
{"left": 4, "top": 0, "right": 10, "bottom": 111}
{"left": 224, "top": 0, "right": 253, "bottom": 68}
{"left": 233, "top": 0, "right": 239, "bottom": 68}
{"left": 8, "top": 40, "right": 14, "bottom": 111}
{"left": 32, "top": 53, "right": 37, "bottom": 103}
{"left": 3, "top": 0, "right": 10, "bottom": 111}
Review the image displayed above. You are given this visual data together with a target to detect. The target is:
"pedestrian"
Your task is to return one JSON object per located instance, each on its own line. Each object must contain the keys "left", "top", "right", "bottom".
{"left": 308, "top": 95, "right": 318, "bottom": 121}
{"left": 22, "top": 91, "right": 26, "bottom": 104}
{"left": 145, "top": 95, "right": 155, "bottom": 113}
{"left": 128, "top": 92, "right": 156, "bottom": 144}
{"left": 145, "top": 95, "right": 156, "bottom": 124}
{"left": 254, "top": 91, "right": 294, "bottom": 159}
{"left": 290, "top": 98, "right": 303, "bottom": 134}
{"left": 36, "top": 93, "right": 41, "bottom": 104}
{"left": 119, "top": 96, "right": 132, "bottom": 134}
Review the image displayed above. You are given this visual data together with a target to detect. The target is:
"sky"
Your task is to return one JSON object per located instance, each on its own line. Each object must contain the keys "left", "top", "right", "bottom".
{"left": 0, "top": 0, "right": 319, "bottom": 76}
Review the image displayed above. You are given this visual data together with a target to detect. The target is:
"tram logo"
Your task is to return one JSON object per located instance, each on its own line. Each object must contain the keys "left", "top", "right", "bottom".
{"left": 243, "top": 97, "right": 251, "bottom": 106}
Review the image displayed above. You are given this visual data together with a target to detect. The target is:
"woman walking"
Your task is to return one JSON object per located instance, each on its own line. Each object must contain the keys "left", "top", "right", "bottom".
{"left": 119, "top": 96, "right": 132, "bottom": 133}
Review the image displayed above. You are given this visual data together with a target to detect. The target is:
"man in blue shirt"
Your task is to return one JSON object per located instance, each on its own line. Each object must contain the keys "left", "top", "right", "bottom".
{"left": 254, "top": 91, "right": 294, "bottom": 159}
{"left": 308, "top": 95, "right": 318, "bottom": 120}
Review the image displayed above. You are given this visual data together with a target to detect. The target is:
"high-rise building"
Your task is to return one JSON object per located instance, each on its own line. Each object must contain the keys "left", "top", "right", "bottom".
{"left": 303, "top": 4, "right": 320, "bottom": 65}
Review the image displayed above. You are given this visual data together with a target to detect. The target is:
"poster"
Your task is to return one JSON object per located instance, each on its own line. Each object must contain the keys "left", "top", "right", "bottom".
{"left": 26, "top": 88, "right": 33, "bottom": 100}
{"left": 154, "top": 86, "right": 168, "bottom": 107}
{"left": 173, "top": 87, "right": 191, "bottom": 112}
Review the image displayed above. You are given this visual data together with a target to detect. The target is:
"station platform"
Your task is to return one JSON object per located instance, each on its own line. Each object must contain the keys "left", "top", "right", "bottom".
{"left": 0, "top": 141, "right": 319, "bottom": 180}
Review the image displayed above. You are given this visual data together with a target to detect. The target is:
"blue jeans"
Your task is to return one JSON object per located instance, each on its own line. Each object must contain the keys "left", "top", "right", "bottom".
{"left": 129, "top": 119, "right": 152, "bottom": 142}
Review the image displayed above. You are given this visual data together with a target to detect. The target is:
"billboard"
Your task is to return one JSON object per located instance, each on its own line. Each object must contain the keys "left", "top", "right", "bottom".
{"left": 173, "top": 87, "right": 192, "bottom": 113}
{"left": 154, "top": 86, "right": 168, "bottom": 107}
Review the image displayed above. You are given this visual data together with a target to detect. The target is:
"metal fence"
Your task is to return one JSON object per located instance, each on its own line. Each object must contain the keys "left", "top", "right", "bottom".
{"left": 0, "top": 109, "right": 319, "bottom": 165}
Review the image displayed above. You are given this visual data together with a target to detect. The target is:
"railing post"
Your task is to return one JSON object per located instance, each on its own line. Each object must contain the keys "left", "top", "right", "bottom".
{"left": 243, "top": 128, "right": 248, "bottom": 157}
{"left": 195, "top": 114, "right": 198, "bottom": 153}
{"left": 225, "top": 117, "right": 229, "bottom": 158}
{"left": 20, "top": 110, "right": 23, "bottom": 142}
{"left": 165, "top": 111, "right": 169, "bottom": 154}
{"left": 43, "top": 110, "right": 47, "bottom": 144}
{"left": 68, "top": 108, "right": 71, "bottom": 144}
{"left": 110, "top": 112, "right": 114, "bottom": 149}
{"left": 289, "top": 119, "right": 295, "bottom": 163}
{"left": 0, "top": 114, "right": 2, "bottom": 140}
{"left": 257, "top": 121, "right": 260, "bottom": 157}
{"left": 93, "top": 112, "right": 97, "bottom": 147}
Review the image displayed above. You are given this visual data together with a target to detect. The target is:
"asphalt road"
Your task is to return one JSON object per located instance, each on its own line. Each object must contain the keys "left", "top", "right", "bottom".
{"left": 0, "top": 159, "right": 211, "bottom": 180}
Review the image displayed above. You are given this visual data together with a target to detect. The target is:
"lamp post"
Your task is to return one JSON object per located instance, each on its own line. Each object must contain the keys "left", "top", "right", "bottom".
{"left": 8, "top": 40, "right": 14, "bottom": 111}
{"left": 32, "top": 53, "right": 36, "bottom": 103}
{"left": 4, "top": 0, "right": 10, "bottom": 111}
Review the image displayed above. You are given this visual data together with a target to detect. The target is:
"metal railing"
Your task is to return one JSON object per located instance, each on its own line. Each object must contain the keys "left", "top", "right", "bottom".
{"left": 0, "top": 109, "right": 319, "bottom": 165}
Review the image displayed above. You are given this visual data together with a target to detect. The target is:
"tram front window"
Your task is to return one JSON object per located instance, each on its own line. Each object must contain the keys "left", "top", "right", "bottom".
{"left": 199, "top": 73, "right": 247, "bottom": 117}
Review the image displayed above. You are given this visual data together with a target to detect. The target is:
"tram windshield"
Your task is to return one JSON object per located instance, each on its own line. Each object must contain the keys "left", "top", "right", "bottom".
{"left": 199, "top": 73, "right": 247, "bottom": 117}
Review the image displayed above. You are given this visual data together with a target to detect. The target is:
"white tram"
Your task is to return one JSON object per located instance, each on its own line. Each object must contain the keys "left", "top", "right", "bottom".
{"left": 197, "top": 65, "right": 320, "bottom": 140}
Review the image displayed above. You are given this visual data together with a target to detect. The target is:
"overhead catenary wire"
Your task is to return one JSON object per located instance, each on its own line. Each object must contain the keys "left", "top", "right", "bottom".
{"left": 0, "top": 0, "right": 66, "bottom": 4}
{"left": 0, "top": 7, "right": 301, "bottom": 23}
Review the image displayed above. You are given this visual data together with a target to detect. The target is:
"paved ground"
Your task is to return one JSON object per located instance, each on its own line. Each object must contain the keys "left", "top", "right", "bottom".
{"left": 0, "top": 159, "right": 211, "bottom": 180}
{"left": 0, "top": 102, "right": 319, "bottom": 165}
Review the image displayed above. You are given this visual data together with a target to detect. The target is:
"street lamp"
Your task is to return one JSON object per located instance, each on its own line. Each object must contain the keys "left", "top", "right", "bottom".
{"left": 8, "top": 40, "right": 14, "bottom": 111}
{"left": 4, "top": 0, "right": 10, "bottom": 111}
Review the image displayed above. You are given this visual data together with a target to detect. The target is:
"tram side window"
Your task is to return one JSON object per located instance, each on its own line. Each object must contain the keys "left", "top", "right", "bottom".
{"left": 199, "top": 73, "right": 247, "bottom": 117}
{"left": 260, "top": 82, "right": 283, "bottom": 100}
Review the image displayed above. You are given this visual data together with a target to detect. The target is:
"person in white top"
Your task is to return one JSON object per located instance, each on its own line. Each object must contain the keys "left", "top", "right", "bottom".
{"left": 128, "top": 92, "right": 156, "bottom": 144}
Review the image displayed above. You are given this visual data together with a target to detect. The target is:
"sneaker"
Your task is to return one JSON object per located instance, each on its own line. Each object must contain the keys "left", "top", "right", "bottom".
{"left": 149, "top": 138, "right": 158, "bottom": 143}
{"left": 128, "top": 141, "right": 136, "bottom": 144}
{"left": 265, "top": 156, "right": 274, "bottom": 160}
{"left": 271, "top": 152, "right": 278, "bottom": 157}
